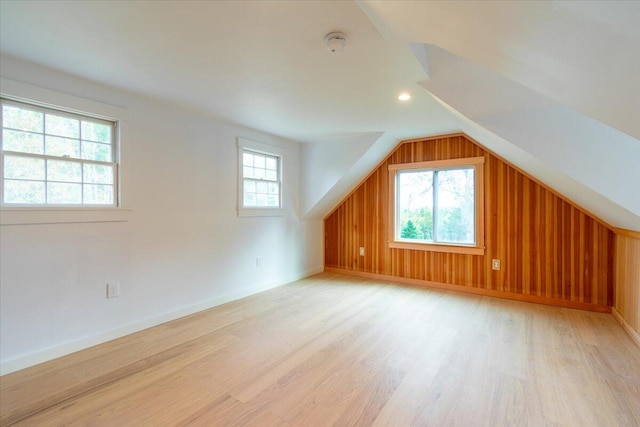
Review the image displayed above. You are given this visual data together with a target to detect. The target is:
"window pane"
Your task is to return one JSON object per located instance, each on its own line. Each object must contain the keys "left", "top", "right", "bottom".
{"left": 45, "top": 114, "right": 79, "bottom": 138}
{"left": 256, "top": 181, "right": 268, "bottom": 193}
{"left": 2, "top": 105, "right": 43, "bottom": 132}
{"left": 4, "top": 179, "right": 45, "bottom": 204}
{"left": 243, "top": 179, "right": 256, "bottom": 193}
{"left": 244, "top": 192, "right": 256, "bottom": 207}
{"left": 435, "top": 168, "right": 475, "bottom": 244}
{"left": 265, "top": 170, "right": 277, "bottom": 181}
{"left": 254, "top": 168, "right": 265, "bottom": 179}
{"left": 4, "top": 155, "right": 45, "bottom": 180}
{"left": 243, "top": 166, "right": 254, "bottom": 178}
{"left": 256, "top": 194, "right": 268, "bottom": 206}
{"left": 81, "top": 141, "right": 111, "bottom": 161}
{"left": 243, "top": 152, "right": 253, "bottom": 166}
{"left": 46, "top": 136, "right": 80, "bottom": 158}
{"left": 3, "top": 129, "right": 44, "bottom": 154}
{"left": 266, "top": 195, "right": 279, "bottom": 207}
{"left": 83, "top": 163, "right": 114, "bottom": 184}
{"left": 266, "top": 157, "right": 277, "bottom": 170}
{"left": 254, "top": 155, "right": 265, "bottom": 169}
{"left": 47, "top": 159, "right": 82, "bottom": 182}
{"left": 47, "top": 182, "right": 82, "bottom": 204}
{"left": 83, "top": 184, "right": 113, "bottom": 204}
{"left": 81, "top": 121, "right": 111, "bottom": 143}
{"left": 267, "top": 182, "right": 279, "bottom": 194}
{"left": 397, "top": 171, "right": 434, "bottom": 241}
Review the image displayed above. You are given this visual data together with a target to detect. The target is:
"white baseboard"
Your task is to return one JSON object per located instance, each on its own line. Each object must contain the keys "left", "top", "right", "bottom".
{"left": 612, "top": 307, "right": 640, "bottom": 349}
{"left": 0, "top": 266, "right": 324, "bottom": 376}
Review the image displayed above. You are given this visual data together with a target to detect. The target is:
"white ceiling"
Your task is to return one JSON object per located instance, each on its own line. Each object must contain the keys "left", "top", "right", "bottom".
{"left": 1, "top": 0, "right": 639, "bottom": 228}
{"left": 0, "top": 0, "right": 458, "bottom": 144}
{"left": 360, "top": 0, "right": 640, "bottom": 141}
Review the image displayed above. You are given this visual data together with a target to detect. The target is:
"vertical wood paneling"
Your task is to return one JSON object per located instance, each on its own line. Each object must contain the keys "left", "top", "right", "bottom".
{"left": 324, "top": 134, "right": 614, "bottom": 308}
{"left": 614, "top": 231, "right": 640, "bottom": 336}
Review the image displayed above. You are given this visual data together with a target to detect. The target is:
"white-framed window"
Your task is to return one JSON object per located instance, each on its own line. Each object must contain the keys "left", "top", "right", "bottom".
{"left": 237, "top": 138, "right": 284, "bottom": 217}
{"left": 388, "top": 157, "right": 485, "bottom": 255}
{"left": 1, "top": 98, "right": 118, "bottom": 207}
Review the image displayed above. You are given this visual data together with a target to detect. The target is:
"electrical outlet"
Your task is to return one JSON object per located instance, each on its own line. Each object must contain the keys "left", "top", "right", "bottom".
{"left": 106, "top": 282, "right": 120, "bottom": 298}
{"left": 359, "top": 247, "right": 365, "bottom": 256}
{"left": 256, "top": 257, "right": 262, "bottom": 267}
{"left": 492, "top": 259, "right": 501, "bottom": 270}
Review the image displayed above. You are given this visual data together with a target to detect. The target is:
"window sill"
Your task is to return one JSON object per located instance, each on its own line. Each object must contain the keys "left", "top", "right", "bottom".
{"left": 0, "top": 207, "right": 132, "bottom": 226}
{"left": 389, "top": 240, "right": 485, "bottom": 255}
{"left": 238, "top": 207, "right": 284, "bottom": 218}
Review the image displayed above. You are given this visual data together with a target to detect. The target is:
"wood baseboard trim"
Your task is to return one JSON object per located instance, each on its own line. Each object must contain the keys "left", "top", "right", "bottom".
{"left": 325, "top": 267, "right": 612, "bottom": 314}
{"left": 612, "top": 307, "right": 640, "bottom": 349}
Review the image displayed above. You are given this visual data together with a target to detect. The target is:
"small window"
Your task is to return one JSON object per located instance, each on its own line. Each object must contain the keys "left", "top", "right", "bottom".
{"left": 237, "top": 138, "right": 284, "bottom": 216}
{"left": 389, "top": 157, "right": 484, "bottom": 255}
{"left": 1, "top": 98, "right": 118, "bottom": 206}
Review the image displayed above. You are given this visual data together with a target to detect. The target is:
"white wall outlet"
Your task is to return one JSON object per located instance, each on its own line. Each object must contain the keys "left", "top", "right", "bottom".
{"left": 106, "top": 282, "right": 120, "bottom": 299}
{"left": 359, "top": 247, "right": 365, "bottom": 256}
{"left": 492, "top": 259, "right": 501, "bottom": 270}
{"left": 256, "top": 257, "right": 262, "bottom": 267}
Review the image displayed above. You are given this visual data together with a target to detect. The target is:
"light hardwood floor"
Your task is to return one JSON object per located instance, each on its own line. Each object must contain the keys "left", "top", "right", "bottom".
{"left": 1, "top": 272, "right": 639, "bottom": 426}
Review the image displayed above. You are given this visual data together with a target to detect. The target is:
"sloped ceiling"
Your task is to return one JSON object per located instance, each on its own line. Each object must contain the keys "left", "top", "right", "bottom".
{"left": 0, "top": 1, "right": 638, "bottom": 229}
{"left": 358, "top": 0, "right": 640, "bottom": 230}
{"left": 416, "top": 44, "right": 640, "bottom": 230}
{"left": 360, "top": 0, "right": 640, "bottom": 140}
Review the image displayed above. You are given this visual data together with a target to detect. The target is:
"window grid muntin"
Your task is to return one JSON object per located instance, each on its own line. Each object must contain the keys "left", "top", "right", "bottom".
{"left": 1, "top": 98, "right": 117, "bottom": 206}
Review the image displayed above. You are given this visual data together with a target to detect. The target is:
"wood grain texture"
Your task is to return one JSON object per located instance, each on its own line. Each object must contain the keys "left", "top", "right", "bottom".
{"left": 614, "top": 231, "right": 640, "bottom": 343}
{"left": 325, "top": 267, "right": 611, "bottom": 313}
{"left": 1, "top": 273, "right": 638, "bottom": 426}
{"left": 324, "top": 134, "right": 615, "bottom": 309}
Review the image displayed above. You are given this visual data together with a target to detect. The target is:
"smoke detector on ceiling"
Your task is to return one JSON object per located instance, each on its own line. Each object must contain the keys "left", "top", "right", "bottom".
{"left": 325, "top": 32, "right": 347, "bottom": 53}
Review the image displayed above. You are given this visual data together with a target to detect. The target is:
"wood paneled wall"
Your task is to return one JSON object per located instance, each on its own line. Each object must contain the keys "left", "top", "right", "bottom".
{"left": 614, "top": 230, "right": 640, "bottom": 342}
{"left": 324, "top": 134, "right": 615, "bottom": 310}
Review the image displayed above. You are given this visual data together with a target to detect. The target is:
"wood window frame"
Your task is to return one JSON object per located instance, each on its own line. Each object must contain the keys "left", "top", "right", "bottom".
{"left": 388, "top": 156, "right": 485, "bottom": 255}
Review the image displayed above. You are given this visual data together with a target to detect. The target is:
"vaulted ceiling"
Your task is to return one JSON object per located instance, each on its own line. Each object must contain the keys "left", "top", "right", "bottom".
{"left": 1, "top": 1, "right": 638, "bottom": 229}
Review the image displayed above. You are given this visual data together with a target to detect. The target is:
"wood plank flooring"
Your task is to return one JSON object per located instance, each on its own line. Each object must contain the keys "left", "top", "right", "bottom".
{"left": 1, "top": 272, "right": 639, "bottom": 426}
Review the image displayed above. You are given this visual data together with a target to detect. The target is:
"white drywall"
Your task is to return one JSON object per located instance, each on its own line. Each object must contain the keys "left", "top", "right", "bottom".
{"left": 476, "top": 105, "right": 640, "bottom": 218}
{"left": 0, "top": 56, "right": 323, "bottom": 374}
{"left": 301, "top": 132, "right": 381, "bottom": 217}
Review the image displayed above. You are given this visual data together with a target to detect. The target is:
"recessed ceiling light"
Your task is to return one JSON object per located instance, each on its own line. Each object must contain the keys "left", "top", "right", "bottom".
{"left": 398, "top": 93, "right": 411, "bottom": 101}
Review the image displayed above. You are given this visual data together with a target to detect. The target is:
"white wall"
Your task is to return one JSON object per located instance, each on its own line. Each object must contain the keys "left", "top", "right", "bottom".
{"left": 476, "top": 105, "right": 640, "bottom": 218}
{"left": 0, "top": 56, "right": 323, "bottom": 374}
{"left": 300, "top": 132, "right": 380, "bottom": 217}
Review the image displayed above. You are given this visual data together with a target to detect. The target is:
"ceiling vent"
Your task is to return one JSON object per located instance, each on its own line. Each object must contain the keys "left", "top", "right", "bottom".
{"left": 325, "top": 32, "right": 347, "bottom": 53}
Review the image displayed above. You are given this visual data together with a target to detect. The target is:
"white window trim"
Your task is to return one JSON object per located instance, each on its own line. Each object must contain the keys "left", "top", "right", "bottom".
{"left": 0, "top": 78, "right": 131, "bottom": 225}
{"left": 388, "top": 156, "right": 485, "bottom": 255}
{"left": 237, "top": 138, "right": 285, "bottom": 217}
{"left": 0, "top": 207, "right": 132, "bottom": 226}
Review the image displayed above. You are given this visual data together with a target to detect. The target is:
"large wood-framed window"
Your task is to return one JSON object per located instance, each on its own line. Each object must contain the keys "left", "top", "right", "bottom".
{"left": 388, "top": 157, "right": 485, "bottom": 255}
